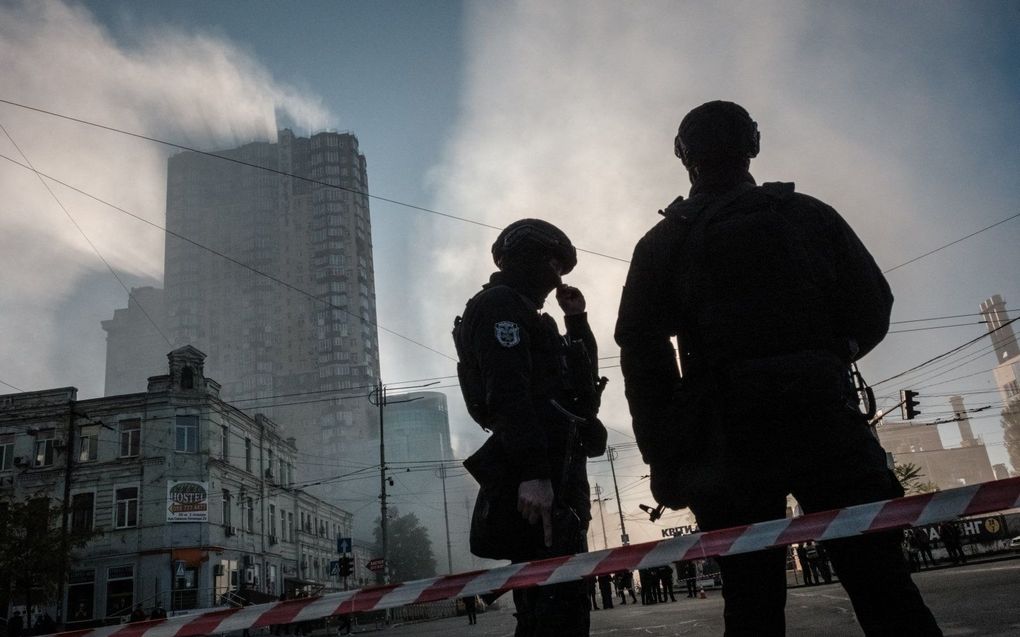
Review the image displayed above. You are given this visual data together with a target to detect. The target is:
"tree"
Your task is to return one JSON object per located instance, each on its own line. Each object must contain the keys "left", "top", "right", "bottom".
{"left": 894, "top": 462, "right": 938, "bottom": 495}
{"left": 373, "top": 508, "right": 437, "bottom": 583}
{"left": 0, "top": 497, "right": 99, "bottom": 620}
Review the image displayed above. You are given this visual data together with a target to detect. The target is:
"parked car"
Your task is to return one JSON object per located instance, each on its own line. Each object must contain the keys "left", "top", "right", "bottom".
{"left": 1009, "top": 535, "right": 1020, "bottom": 551}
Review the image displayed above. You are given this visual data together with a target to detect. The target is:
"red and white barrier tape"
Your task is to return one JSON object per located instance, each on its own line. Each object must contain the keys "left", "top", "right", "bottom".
{"left": 48, "top": 477, "right": 1020, "bottom": 637}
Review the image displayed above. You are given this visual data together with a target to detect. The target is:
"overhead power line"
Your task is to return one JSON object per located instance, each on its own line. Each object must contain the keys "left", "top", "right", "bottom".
{"left": 0, "top": 152, "right": 456, "bottom": 362}
{"left": 0, "top": 122, "right": 173, "bottom": 349}
{"left": 874, "top": 316, "right": 1019, "bottom": 387}
{"left": 883, "top": 213, "right": 1020, "bottom": 274}
{"left": 0, "top": 98, "right": 628, "bottom": 264}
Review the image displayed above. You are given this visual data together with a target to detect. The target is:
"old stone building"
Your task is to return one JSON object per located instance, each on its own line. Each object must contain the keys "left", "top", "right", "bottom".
{"left": 0, "top": 347, "right": 353, "bottom": 627}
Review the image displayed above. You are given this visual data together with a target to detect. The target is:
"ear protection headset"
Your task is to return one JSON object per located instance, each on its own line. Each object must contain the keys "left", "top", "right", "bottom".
{"left": 492, "top": 219, "right": 577, "bottom": 274}
{"left": 674, "top": 101, "right": 760, "bottom": 167}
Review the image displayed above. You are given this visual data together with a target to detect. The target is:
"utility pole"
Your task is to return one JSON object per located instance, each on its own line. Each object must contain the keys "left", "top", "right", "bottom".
{"left": 439, "top": 465, "right": 453, "bottom": 574}
{"left": 368, "top": 381, "right": 390, "bottom": 585}
{"left": 367, "top": 381, "right": 434, "bottom": 585}
{"left": 593, "top": 484, "right": 609, "bottom": 550}
{"left": 607, "top": 446, "right": 629, "bottom": 545}
{"left": 57, "top": 399, "right": 75, "bottom": 627}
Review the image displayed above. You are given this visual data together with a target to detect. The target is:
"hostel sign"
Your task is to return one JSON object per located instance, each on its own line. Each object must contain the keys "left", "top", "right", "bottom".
{"left": 166, "top": 481, "right": 209, "bottom": 522}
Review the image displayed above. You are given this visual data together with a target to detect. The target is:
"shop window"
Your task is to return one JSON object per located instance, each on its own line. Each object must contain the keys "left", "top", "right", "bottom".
{"left": 68, "top": 569, "right": 95, "bottom": 624}
{"left": 106, "top": 565, "right": 134, "bottom": 618}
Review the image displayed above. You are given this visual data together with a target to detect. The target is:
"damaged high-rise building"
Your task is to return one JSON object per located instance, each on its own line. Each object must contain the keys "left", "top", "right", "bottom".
{"left": 103, "top": 129, "right": 380, "bottom": 485}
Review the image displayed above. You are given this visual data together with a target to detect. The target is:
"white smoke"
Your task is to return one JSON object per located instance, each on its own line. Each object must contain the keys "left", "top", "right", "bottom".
{"left": 417, "top": 0, "right": 1019, "bottom": 541}
{"left": 0, "top": 0, "right": 330, "bottom": 394}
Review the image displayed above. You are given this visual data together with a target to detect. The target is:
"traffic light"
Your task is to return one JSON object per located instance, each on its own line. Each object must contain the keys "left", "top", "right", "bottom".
{"left": 900, "top": 390, "right": 921, "bottom": 420}
{"left": 338, "top": 556, "right": 353, "bottom": 578}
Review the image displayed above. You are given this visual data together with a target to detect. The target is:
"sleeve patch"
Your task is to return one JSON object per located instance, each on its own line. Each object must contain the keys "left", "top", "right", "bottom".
{"left": 494, "top": 321, "right": 521, "bottom": 347}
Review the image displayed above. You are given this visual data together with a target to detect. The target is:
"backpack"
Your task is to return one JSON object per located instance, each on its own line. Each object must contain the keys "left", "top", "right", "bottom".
{"left": 672, "top": 182, "right": 850, "bottom": 415}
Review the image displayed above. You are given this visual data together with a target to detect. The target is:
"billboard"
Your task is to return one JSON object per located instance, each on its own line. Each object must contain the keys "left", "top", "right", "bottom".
{"left": 166, "top": 480, "right": 209, "bottom": 522}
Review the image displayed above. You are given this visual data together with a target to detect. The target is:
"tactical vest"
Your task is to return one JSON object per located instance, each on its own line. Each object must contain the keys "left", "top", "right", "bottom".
{"left": 453, "top": 285, "right": 602, "bottom": 430}
{"left": 671, "top": 183, "right": 837, "bottom": 371}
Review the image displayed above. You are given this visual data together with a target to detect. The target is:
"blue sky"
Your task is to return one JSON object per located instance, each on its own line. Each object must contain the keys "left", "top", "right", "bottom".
{"left": 1, "top": 0, "right": 1018, "bottom": 545}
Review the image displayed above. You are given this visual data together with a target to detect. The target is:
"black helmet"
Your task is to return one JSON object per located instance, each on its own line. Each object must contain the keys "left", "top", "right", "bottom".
{"left": 674, "top": 100, "right": 760, "bottom": 169}
{"left": 491, "top": 219, "right": 577, "bottom": 274}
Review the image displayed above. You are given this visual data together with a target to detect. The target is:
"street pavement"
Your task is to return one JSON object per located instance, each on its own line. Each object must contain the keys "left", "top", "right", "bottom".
{"left": 362, "top": 557, "right": 1020, "bottom": 637}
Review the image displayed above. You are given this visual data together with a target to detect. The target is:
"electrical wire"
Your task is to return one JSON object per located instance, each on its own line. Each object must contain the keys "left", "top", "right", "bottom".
{"left": 883, "top": 213, "right": 1020, "bottom": 274}
{"left": 0, "top": 152, "right": 456, "bottom": 362}
{"left": 873, "top": 317, "right": 1019, "bottom": 387}
{"left": 0, "top": 123, "right": 172, "bottom": 349}
{"left": 0, "top": 99, "right": 629, "bottom": 264}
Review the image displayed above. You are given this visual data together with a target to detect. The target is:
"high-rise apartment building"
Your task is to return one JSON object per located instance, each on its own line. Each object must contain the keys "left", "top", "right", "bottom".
{"left": 104, "top": 129, "right": 380, "bottom": 484}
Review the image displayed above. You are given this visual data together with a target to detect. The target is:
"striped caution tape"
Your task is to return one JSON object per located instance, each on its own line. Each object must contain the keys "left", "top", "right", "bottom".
{"left": 47, "top": 476, "right": 1020, "bottom": 637}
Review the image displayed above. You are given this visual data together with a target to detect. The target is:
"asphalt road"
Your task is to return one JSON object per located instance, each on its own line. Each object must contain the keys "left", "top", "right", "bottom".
{"left": 371, "top": 559, "right": 1020, "bottom": 637}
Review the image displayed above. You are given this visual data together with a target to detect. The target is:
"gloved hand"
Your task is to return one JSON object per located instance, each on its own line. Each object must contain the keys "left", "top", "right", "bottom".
{"left": 650, "top": 462, "right": 690, "bottom": 510}
{"left": 580, "top": 417, "right": 608, "bottom": 457}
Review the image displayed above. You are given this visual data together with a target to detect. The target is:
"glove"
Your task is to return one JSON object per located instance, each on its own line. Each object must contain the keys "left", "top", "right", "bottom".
{"left": 650, "top": 462, "right": 690, "bottom": 510}
{"left": 580, "top": 417, "right": 608, "bottom": 458}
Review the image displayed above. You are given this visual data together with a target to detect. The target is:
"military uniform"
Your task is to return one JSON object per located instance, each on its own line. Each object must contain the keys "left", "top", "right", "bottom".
{"left": 457, "top": 268, "right": 606, "bottom": 637}
{"left": 615, "top": 173, "right": 942, "bottom": 636}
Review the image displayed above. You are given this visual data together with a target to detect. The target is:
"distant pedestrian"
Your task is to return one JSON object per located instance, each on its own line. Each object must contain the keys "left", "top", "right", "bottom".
{"left": 796, "top": 544, "right": 815, "bottom": 585}
{"left": 598, "top": 574, "right": 614, "bottom": 610}
{"left": 615, "top": 570, "right": 637, "bottom": 605}
{"left": 904, "top": 530, "right": 921, "bottom": 572}
{"left": 914, "top": 528, "right": 934, "bottom": 568}
{"left": 639, "top": 568, "right": 658, "bottom": 605}
{"left": 9, "top": 610, "right": 24, "bottom": 637}
{"left": 939, "top": 522, "right": 967, "bottom": 564}
{"left": 816, "top": 543, "right": 833, "bottom": 584}
{"left": 462, "top": 595, "right": 478, "bottom": 626}
{"left": 659, "top": 566, "right": 677, "bottom": 602}
{"left": 129, "top": 604, "right": 147, "bottom": 623}
{"left": 149, "top": 601, "right": 167, "bottom": 620}
{"left": 678, "top": 561, "right": 697, "bottom": 598}
{"left": 587, "top": 577, "right": 599, "bottom": 610}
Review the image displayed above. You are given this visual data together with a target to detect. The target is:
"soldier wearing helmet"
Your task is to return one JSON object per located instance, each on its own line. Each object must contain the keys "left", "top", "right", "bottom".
{"left": 616, "top": 101, "right": 941, "bottom": 635}
{"left": 455, "top": 219, "right": 607, "bottom": 636}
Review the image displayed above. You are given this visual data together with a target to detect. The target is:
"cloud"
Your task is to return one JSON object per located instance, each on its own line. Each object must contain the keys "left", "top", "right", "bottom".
{"left": 0, "top": 0, "right": 330, "bottom": 395}
{"left": 420, "top": 0, "right": 1019, "bottom": 542}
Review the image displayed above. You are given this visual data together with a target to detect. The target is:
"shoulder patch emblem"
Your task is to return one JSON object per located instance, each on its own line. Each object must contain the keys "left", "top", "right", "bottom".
{"left": 494, "top": 321, "right": 521, "bottom": 348}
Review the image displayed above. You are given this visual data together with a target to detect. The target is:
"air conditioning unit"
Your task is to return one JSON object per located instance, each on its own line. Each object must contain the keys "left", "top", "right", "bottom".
{"left": 268, "top": 535, "right": 278, "bottom": 545}
{"left": 13, "top": 456, "right": 28, "bottom": 468}
{"left": 213, "top": 564, "right": 225, "bottom": 576}
{"left": 244, "top": 568, "right": 255, "bottom": 584}
{"left": 224, "top": 526, "right": 237, "bottom": 537}
{"left": 243, "top": 555, "right": 254, "bottom": 567}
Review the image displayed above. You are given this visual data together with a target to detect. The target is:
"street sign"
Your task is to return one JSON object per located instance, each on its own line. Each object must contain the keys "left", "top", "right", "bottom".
{"left": 175, "top": 561, "right": 185, "bottom": 577}
{"left": 337, "top": 536, "right": 352, "bottom": 554}
{"left": 328, "top": 560, "right": 340, "bottom": 577}
{"left": 366, "top": 558, "right": 386, "bottom": 573}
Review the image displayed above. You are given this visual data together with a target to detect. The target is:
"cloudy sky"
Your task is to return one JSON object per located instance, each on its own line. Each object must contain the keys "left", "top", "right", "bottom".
{"left": 1, "top": 0, "right": 1018, "bottom": 545}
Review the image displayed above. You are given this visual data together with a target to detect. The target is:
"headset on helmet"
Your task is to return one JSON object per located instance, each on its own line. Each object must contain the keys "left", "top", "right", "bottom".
{"left": 674, "top": 100, "right": 760, "bottom": 168}
{"left": 492, "top": 219, "right": 577, "bottom": 274}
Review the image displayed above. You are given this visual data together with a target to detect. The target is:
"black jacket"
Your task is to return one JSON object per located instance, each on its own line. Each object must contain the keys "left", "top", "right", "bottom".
{"left": 615, "top": 176, "right": 892, "bottom": 466}
{"left": 457, "top": 271, "right": 605, "bottom": 515}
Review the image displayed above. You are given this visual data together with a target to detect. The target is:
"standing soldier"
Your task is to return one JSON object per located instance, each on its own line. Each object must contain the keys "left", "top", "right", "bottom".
{"left": 456, "top": 219, "right": 608, "bottom": 636}
{"left": 615, "top": 100, "right": 942, "bottom": 636}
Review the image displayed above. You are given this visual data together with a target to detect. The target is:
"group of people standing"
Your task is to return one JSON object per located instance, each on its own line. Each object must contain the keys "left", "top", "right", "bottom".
{"left": 903, "top": 523, "right": 968, "bottom": 572}
{"left": 457, "top": 100, "right": 943, "bottom": 635}
{"left": 795, "top": 541, "right": 833, "bottom": 586}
